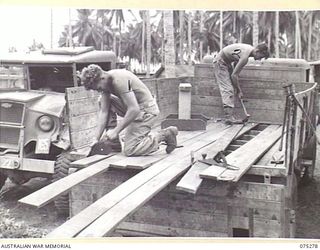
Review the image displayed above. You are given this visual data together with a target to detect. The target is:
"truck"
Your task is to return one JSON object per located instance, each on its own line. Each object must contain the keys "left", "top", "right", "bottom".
{"left": 18, "top": 57, "right": 319, "bottom": 238}
{"left": 0, "top": 47, "right": 116, "bottom": 215}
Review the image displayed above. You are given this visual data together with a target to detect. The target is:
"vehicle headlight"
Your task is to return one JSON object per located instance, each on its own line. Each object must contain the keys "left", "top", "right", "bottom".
{"left": 38, "top": 115, "right": 54, "bottom": 132}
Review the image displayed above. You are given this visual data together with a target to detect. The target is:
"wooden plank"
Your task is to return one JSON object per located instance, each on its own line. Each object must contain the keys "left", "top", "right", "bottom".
{"left": 18, "top": 155, "right": 126, "bottom": 208}
{"left": 116, "top": 222, "right": 227, "bottom": 237}
{"left": 67, "top": 97, "right": 99, "bottom": 117}
{"left": 192, "top": 96, "right": 285, "bottom": 111}
{"left": 175, "top": 161, "right": 223, "bottom": 194}
{"left": 110, "top": 128, "right": 210, "bottom": 170}
{"left": 255, "top": 140, "right": 284, "bottom": 166}
{"left": 192, "top": 104, "right": 284, "bottom": 124}
{"left": 71, "top": 154, "right": 114, "bottom": 168}
{"left": 66, "top": 86, "right": 99, "bottom": 101}
{"left": 70, "top": 128, "right": 96, "bottom": 149}
{"left": 214, "top": 125, "right": 282, "bottom": 182}
{"left": 47, "top": 122, "right": 228, "bottom": 238}
{"left": 248, "top": 165, "right": 287, "bottom": 177}
{"left": 193, "top": 87, "right": 287, "bottom": 100}
{"left": 124, "top": 206, "right": 228, "bottom": 234}
{"left": 176, "top": 123, "right": 258, "bottom": 194}
{"left": 110, "top": 154, "right": 166, "bottom": 170}
{"left": 193, "top": 77, "right": 313, "bottom": 90}
{"left": 69, "top": 113, "right": 98, "bottom": 132}
{"left": 200, "top": 125, "right": 280, "bottom": 181}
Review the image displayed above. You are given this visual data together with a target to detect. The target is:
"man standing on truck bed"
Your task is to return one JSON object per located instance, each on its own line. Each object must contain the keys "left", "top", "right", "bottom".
{"left": 213, "top": 43, "right": 269, "bottom": 124}
{"left": 80, "top": 65, "right": 178, "bottom": 156}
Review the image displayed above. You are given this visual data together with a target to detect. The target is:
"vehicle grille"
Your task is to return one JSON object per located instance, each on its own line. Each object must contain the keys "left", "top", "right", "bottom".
{"left": 0, "top": 101, "right": 24, "bottom": 151}
{"left": 0, "top": 101, "right": 24, "bottom": 124}
{"left": 0, "top": 126, "right": 20, "bottom": 150}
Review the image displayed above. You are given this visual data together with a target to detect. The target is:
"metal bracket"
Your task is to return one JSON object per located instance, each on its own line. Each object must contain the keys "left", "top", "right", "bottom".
{"left": 264, "top": 173, "right": 271, "bottom": 184}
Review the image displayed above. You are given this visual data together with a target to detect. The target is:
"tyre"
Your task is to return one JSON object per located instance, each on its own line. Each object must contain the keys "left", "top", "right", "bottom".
{"left": 0, "top": 172, "right": 7, "bottom": 191}
{"left": 52, "top": 152, "right": 78, "bottom": 217}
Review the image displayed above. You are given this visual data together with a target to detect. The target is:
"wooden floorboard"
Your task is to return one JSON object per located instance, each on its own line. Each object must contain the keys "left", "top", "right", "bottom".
{"left": 176, "top": 123, "right": 258, "bottom": 194}
{"left": 211, "top": 125, "right": 282, "bottom": 182}
{"left": 71, "top": 154, "right": 115, "bottom": 169}
{"left": 18, "top": 155, "right": 128, "bottom": 208}
{"left": 109, "top": 128, "right": 209, "bottom": 170}
{"left": 46, "top": 122, "right": 228, "bottom": 238}
{"left": 200, "top": 125, "right": 280, "bottom": 181}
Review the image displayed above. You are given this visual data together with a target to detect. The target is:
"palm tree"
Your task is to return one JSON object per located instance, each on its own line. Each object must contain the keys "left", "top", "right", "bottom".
{"left": 188, "top": 11, "right": 192, "bottom": 65}
{"left": 295, "top": 11, "right": 302, "bottom": 58}
{"left": 199, "top": 11, "right": 204, "bottom": 61}
{"left": 179, "top": 10, "right": 184, "bottom": 64}
{"left": 275, "top": 11, "right": 280, "bottom": 57}
{"left": 141, "top": 11, "right": 145, "bottom": 71}
{"left": 252, "top": 11, "right": 259, "bottom": 47}
{"left": 72, "top": 9, "right": 99, "bottom": 47}
{"left": 163, "top": 10, "right": 176, "bottom": 77}
{"left": 202, "top": 11, "right": 220, "bottom": 53}
{"left": 101, "top": 9, "right": 125, "bottom": 57}
{"left": 146, "top": 10, "right": 151, "bottom": 77}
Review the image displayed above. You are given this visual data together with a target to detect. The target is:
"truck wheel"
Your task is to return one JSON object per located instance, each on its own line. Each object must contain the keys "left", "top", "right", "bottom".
{"left": 52, "top": 152, "right": 78, "bottom": 217}
{"left": 0, "top": 172, "right": 7, "bottom": 191}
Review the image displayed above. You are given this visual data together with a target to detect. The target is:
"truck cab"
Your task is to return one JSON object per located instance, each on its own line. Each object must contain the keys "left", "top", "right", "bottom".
{"left": 0, "top": 47, "right": 116, "bottom": 192}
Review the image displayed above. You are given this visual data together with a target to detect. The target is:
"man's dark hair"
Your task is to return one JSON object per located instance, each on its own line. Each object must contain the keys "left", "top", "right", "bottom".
{"left": 256, "top": 43, "right": 269, "bottom": 59}
{"left": 80, "top": 64, "right": 103, "bottom": 90}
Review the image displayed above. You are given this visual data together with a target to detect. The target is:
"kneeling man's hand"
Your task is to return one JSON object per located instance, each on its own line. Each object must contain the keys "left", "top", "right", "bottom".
{"left": 105, "top": 128, "right": 119, "bottom": 141}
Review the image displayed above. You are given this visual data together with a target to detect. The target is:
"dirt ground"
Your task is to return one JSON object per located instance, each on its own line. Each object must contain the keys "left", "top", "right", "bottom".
{"left": 0, "top": 178, "right": 65, "bottom": 238}
{"left": 296, "top": 176, "right": 320, "bottom": 238}
{"left": 0, "top": 175, "right": 320, "bottom": 238}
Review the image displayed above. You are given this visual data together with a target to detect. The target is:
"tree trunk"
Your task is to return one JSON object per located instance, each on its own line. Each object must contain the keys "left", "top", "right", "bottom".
{"left": 179, "top": 10, "right": 184, "bottom": 64}
{"left": 68, "top": 8, "right": 73, "bottom": 47}
{"left": 142, "top": 11, "right": 145, "bottom": 72}
{"left": 113, "top": 32, "right": 117, "bottom": 55}
{"left": 50, "top": 9, "right": 53, "bottom": 48}
{"left": 252, "top": 11, "right": 259, "bottom": 47}
{"left": 161, "top": 12, "right": 165, "bottom": 65}
{"left": 188, "top": 11, "right": 192, "bottom": 65}
{"left": 275, "top": 11, "right": 279, "bottom": 58}
{"left": 220, "top": 11, "right": 223, "bottom": 50}
{"left": 268, "top": 26, "right": 272, "bottom": 52}
{"left": 163, "top": 10, "right": 176, "bottom": 77}
{"left": 233, "top": 11, "right": 237, "bottom": 34}
{"left": 316, "top": 35, "right": 320, "bottom": 60}
{"left": 118, "top": 35, "right": 121, "bottom": 59}
{"left": 295, "top": 11, "right": 301, "bottom": 59}
{"left": 146, "top": 10, "right": 151, "bottom": 77}
{"left": 199, "top": 11, "right": 204, "bottom": 61}
{"left": 308, "top": 13, "right": 312, "bottom": 61}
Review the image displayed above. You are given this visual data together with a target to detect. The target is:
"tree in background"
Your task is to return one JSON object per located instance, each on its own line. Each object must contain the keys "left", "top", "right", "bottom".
{"left": 58, "top": 9, "right": 320, "bottom": 73}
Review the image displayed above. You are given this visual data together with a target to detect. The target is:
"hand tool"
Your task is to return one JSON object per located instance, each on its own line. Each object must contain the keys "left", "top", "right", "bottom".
{"left": 198, "top": 151, "right": 239, "bottom": 170}
{"left": 239, "top": 96, "right": 250, "bottom": 123}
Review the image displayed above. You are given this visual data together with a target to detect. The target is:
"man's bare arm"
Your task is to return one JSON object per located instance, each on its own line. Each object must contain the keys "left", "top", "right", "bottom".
{"left": 111, "top": 91, "right": 140, "bottom": 136}
{"left": 231, "top": 57, "right": 249, "bottom": 97}
{"left": 94, "top": 93, "right": 110, "bottom": 142}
